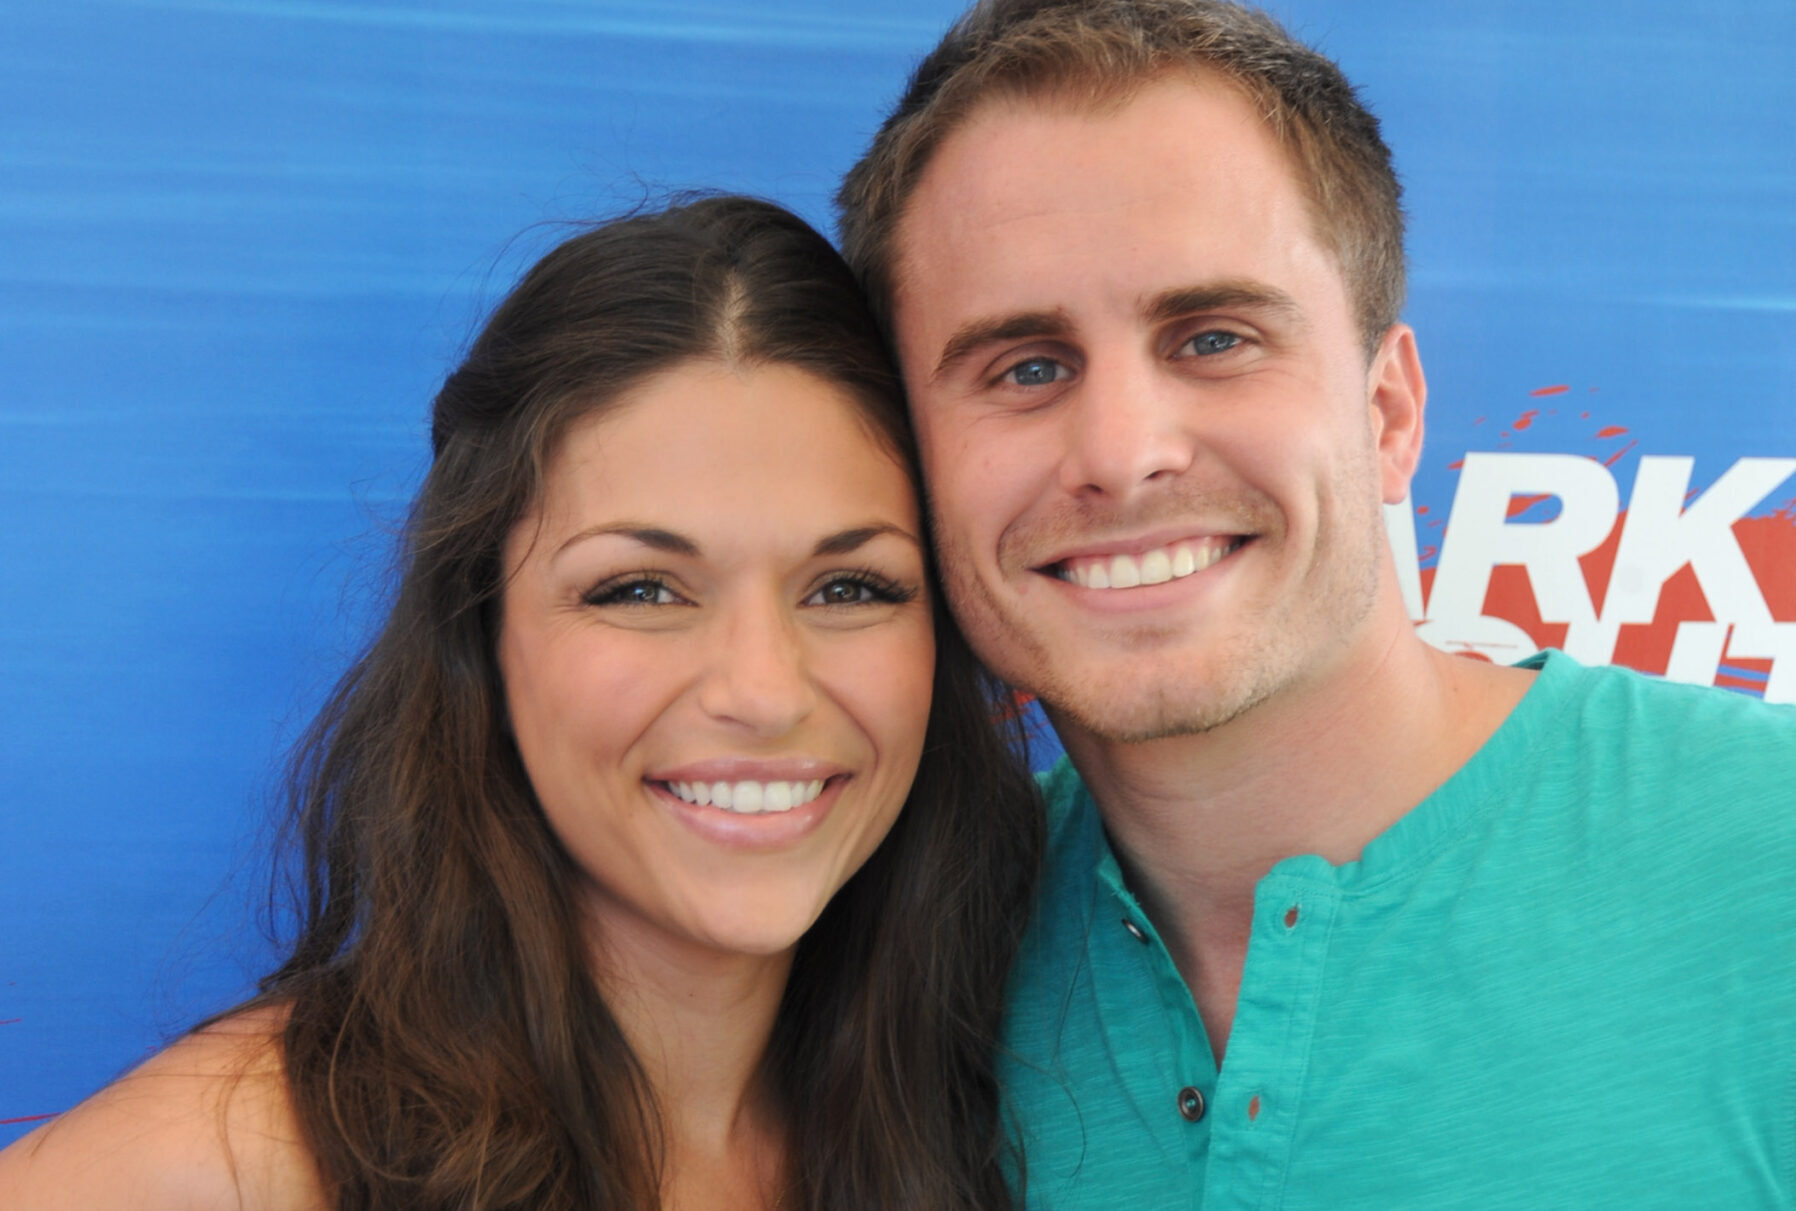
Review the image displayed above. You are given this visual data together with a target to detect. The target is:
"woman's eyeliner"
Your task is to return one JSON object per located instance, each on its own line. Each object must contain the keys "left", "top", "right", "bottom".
{"left": 807, "top": 569, "right": 919, "bottom": 607}
{"left": 584, "top": 574, "right": 686, "bottom": 607}
{"left": 584, "top": 569, "right": 916, "bottom": 609}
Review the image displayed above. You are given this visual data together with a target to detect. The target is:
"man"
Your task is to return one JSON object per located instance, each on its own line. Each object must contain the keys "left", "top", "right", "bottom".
{"left": 837, "top": 1, "right": 1796, "bottom": 1206}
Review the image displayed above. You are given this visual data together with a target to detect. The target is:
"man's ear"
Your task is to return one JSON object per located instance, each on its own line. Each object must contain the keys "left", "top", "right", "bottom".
{"left": 1366, "top": 322, "right": 1426, "bottom": 504}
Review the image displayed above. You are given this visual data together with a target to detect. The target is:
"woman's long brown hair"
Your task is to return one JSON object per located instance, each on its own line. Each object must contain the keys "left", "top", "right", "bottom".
{"left": 247, "top": 196, "right": 1043, "bottom": 1209}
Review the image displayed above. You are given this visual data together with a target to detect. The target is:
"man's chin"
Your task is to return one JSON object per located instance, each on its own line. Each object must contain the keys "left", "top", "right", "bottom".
{"left": 1036, "top": 671, "right": 1276, "bottom": 747}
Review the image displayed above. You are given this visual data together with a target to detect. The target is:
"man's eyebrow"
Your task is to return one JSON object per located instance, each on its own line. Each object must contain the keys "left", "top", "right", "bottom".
{"left": 812, "top": 524, "right": 922, "bottom": 557}
{"left": 1142, "top": 281, "right": 1303, "bottom": 326}
{"left": 554, "top": 524, "right": 700, "bottom": 561}
{"left": 931, "top": 308, "right": 1072, "bottom": 382}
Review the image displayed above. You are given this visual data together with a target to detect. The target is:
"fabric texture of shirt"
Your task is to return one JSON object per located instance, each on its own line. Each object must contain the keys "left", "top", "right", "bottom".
{"left": 999, "top": 650, "right": 1796, "bottom": 1209}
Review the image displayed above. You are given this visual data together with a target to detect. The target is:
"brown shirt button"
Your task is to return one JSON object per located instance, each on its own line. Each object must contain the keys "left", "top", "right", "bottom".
{"left": 1177, "top": 1086, "right": 1206, "bottom": 1122}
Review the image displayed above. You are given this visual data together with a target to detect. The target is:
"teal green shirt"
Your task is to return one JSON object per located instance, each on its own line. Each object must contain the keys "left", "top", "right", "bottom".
{"left": 1000, "top": 651, "right": 1796, "bottom": 1208}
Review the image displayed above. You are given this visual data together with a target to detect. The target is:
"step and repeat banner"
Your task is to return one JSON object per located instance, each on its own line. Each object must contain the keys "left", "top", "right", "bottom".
{"left": 3, "top": 0, "right": 1791, "bottom": 1139}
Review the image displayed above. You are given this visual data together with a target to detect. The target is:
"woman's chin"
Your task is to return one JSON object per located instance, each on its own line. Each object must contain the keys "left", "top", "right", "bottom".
{"left": 683, "top": 898, "right": 834, "bottom": 962}
{"left": 582, "top": 881, "right": 835, "bottom": 970}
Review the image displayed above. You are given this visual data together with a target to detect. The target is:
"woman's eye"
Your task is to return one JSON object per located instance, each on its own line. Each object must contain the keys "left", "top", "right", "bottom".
{"left": 817, "top": 579, "right": 873, "bottom": 605}
{"left": 1001, "top": 357, "right": 1067, "bottom": 388}
{"left": 1181, "top": 330, "right": 1243, "bottom": 357}
{"left": 586, "top": 577, "right": 681, "bottom": 607}
{"left": 804, "top": 574, "right": 915, "bottom": 608}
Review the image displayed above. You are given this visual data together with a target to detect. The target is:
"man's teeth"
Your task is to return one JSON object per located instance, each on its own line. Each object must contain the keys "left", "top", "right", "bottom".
{"left": 1058, "top": 540, "right": 1240, "bottom": 590}
{"left": 666, "top": 779, "right": 827, "bottom": 814}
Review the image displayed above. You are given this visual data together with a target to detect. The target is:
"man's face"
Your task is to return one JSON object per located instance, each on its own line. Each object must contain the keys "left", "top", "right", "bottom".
{"left": 890, "top": 73, "right": 1423, "bottom": 742}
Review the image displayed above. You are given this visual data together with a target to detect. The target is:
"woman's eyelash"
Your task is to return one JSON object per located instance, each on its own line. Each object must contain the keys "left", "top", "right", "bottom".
{"left": 582, "top": 574, "right": 683, "bottom": 607}
{"left": 810, "top": 569, "right": 919, "bottom": 606}
{"left": 582, "top": 570, "right": 915, "bottom": 608}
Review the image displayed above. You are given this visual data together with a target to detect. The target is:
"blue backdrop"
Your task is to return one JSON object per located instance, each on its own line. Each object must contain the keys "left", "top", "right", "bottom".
{"left": 4, "top": 0, "right": 1792, "bottom": 1139}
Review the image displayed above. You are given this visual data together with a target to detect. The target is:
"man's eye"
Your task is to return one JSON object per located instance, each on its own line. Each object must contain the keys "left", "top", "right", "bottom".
{"left": 1001, "top": 357, "right": 1067, "bottom": 387}
{"left": 586, "top": 577, "right": 681, "bottom": 606}
{"left": 1182, "top": 330, "right": 1242, "bottom": 357}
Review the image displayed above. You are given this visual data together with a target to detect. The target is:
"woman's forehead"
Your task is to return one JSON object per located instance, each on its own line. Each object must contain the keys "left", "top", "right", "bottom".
{"left": 521, "top": 361, "right": 921, "bottom": 564}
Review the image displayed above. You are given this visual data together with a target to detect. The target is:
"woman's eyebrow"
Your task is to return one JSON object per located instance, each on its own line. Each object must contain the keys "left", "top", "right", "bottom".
{"left": 554, "top": 524, "right": 700, "bottom": 561}
{"left": 812, "top": 524, "right": 921, "bottom": 557}
{"left": 552, "top": 523, "right": 918, "bottom": 562}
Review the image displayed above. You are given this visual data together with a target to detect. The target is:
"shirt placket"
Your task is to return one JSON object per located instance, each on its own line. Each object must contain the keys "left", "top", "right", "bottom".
{"left": 1093, "top": 859, "right": 1218, "bottom": 1202}
{"left": 1203, "top": 875, "right": 1339, "bottom": 1211}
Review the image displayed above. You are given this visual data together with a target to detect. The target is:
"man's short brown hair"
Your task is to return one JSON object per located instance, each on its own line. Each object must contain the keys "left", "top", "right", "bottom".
{"left": 836, "top": 0, "right": 1406, "bottom": 355}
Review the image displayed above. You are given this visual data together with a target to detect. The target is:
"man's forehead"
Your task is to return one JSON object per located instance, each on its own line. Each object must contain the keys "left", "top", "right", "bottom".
{"left": 892, "top": 70, "right": 1262, "bottom": 228}
{"left": 886, "top": 73, "right": 1307, "bottom": 345}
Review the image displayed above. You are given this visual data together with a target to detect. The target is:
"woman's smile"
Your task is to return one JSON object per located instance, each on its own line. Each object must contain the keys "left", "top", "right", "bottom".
{"left": 497, "top": 358, "right": 934, "bottom": 963}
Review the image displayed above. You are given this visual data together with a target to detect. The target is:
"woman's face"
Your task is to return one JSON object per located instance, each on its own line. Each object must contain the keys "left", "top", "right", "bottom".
{"left": 498, "top": 359, "right": 934, "bottom": 968}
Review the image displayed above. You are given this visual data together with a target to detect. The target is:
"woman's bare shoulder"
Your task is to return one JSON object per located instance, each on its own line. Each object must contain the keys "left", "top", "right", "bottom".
{"left": 0, "top": 1004, "right": 329, "bottom": 1211}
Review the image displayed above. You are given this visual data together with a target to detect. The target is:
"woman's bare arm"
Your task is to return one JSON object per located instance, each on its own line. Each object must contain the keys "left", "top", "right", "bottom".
{"left": 0, "top": 1008, "right": 326, "bottom": 1211}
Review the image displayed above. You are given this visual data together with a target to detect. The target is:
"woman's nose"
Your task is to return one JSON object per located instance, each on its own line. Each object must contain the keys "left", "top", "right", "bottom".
{"left": 693, "top": 596, "right": 819, "bottom": 737}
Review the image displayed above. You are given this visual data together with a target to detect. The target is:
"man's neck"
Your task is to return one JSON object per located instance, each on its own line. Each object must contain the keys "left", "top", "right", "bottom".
{"left": 1052, "top": 618, "right": 1533, "bottom": 1060}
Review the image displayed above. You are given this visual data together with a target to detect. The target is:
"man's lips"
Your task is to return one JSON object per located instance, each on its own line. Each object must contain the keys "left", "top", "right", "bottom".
{"left": 1040, "top": 534, "right": 1249, "bottom": 590}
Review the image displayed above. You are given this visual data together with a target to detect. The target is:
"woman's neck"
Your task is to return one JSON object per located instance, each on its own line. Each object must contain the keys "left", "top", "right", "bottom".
{"left": 585, "top": 904, "right": 794, "bottom": 1209}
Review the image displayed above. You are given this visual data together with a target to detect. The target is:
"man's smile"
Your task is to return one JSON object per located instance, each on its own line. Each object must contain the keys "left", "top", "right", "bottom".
{"left": 1044, "top": 534, "right": 1249, "bottom": 590}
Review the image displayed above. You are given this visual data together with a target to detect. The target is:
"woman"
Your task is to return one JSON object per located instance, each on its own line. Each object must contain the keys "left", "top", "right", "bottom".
{"left": 0, "top": 196, "right": 1042, "bottom": 1209}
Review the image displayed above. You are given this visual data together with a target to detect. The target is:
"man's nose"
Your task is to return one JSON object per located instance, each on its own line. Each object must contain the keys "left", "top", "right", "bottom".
{"left": 1056, "top": 358, "right": 1197, "bottom": 500}
{"left": 693, "top": 594, "right": 818, "bottom": 737}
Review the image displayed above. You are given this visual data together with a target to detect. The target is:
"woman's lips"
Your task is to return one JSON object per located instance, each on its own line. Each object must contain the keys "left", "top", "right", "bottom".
{"left": 660, "top": 776, "right": 829, "bottom": 815}
{"left": 646, "top": 773, "right": 850, "bottom": 850}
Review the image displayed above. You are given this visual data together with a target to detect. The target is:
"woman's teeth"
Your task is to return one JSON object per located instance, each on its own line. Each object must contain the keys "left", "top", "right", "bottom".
{"left": 1057, "top": 538, "right": 1241, "bottom": 590}
{"left": 666, "top": 779, "right": 827, "bottom": 814}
